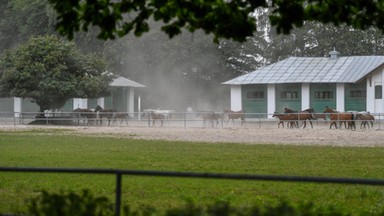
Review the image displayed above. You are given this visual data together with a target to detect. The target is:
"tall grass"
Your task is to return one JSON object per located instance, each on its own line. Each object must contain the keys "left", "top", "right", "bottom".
{"left": 1, "top": 128, "right": 384, "bottom": 215}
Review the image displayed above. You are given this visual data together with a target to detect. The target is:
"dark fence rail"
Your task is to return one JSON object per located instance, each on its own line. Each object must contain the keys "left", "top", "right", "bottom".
{"left": 1, "top": 167, "right": 384, "bottom": 216}
{"left": 0, "top": 111, "right": 383, "bottom": 129}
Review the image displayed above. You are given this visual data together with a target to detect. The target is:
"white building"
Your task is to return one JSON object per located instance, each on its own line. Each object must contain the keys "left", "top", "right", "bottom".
{"left": 223, "top": 50, "right": 384, "bottom": 117}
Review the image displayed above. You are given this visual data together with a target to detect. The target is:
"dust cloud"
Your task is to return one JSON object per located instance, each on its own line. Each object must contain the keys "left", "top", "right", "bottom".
{"left": 110, "top": 26, "right": 231, "bottom": 112}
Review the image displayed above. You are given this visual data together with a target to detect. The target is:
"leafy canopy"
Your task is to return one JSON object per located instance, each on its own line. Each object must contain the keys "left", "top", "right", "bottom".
{"left": 0, "top": 35, "right": 114, "bottom": 112}
{"left": 48, "top": 0, "right": 384, "bottom": 42}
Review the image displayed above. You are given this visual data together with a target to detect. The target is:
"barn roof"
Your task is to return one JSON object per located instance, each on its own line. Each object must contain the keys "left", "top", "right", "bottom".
{"left": 223, "top": 55, "right": 384, "bottom": 85}
{"left": 111, "top": 76, "right": 145, "bottom": 87}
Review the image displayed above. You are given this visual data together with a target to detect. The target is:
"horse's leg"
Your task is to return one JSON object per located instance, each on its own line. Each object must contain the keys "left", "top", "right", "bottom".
{"left": 330, "top": 121, "right": 336, "bottom": 129}
{"left": 301, "top": 121, "right": 306, "bottom": 129}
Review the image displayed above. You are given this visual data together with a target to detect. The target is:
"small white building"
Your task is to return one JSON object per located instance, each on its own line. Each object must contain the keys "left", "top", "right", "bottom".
{"left": 0, "top": 76, "right": 145, "bottom": 116}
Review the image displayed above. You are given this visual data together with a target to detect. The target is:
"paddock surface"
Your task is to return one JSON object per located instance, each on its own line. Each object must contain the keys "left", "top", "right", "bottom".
{"left": 1, "top": 123, "right": 384, "bottom": 147}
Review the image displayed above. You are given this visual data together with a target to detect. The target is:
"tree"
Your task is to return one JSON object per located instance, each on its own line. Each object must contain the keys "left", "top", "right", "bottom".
{"left": 0, "top": 35, "right": 114, "bottom": 113}
{"left": 47, "top": 0, "right": 384, "bottom": 43}
{"left": 0, "top": 0, "right": 57, "bottom": 51}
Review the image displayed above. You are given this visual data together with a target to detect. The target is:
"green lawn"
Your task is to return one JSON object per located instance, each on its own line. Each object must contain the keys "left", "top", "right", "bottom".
{"left": 1, "top": 128, "right": 384, "bottom": 215}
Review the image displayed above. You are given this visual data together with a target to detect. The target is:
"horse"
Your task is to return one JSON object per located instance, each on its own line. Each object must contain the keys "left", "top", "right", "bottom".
{"left": 72, "top": 108, "right": 96, "bottom": 125}
{"left": 196, "top": 112, "right": 223, "bottom": 128}
{"left": 223, "top": 109, "right": 245, "bottom": 126}
{"left": 95, "top": 105, "right": 117, "bottom": 126}
{"left": 143, "top": 110, "right": 165, "bottom": 126}
{"left": 284, "top": 108, "right": 314, "bottom": 129}
{"left": 113, "top": 112, "right": 130, "bottom": 125}
{"left": 272, "top": 112, "right": 298, "bottom": 128}
{"left": 143, "top": 109, "right": 174, "bottom": 121}
{"left": 356, "top": 112, "right": 375, "bottom": 129}
{"left": 323, "top": 106, "right": 355, "bottom": 129}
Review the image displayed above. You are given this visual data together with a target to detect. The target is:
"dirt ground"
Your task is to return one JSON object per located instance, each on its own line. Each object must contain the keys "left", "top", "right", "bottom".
{"left": 2, "top": 122, "right": 384, "bottom": 147}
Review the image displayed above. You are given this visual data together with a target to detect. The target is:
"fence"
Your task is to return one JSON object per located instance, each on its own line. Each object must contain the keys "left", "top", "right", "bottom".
{"left": 0, "top": 111, "right": 382, "bottom": 129}
{"left": 1, "top": 166, "right": 384, "bottom": 216}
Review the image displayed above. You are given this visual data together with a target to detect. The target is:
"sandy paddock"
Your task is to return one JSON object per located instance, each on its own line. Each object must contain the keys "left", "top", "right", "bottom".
{"left": 2, "top": 121, "right": 384, "bottom": 147}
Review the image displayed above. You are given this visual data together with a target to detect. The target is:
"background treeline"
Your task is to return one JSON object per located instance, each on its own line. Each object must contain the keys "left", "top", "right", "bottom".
{"left": 1, "top": 0, "right": 384, "bottom": 111}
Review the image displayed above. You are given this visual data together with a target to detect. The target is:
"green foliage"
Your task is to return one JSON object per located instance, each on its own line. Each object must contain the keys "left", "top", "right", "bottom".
{"left": 48, "top": 0, "right": 261, "bottom": 43}
{"left": 47, "top": 0, "right": 384, "bottom": 43}
{"left": 0, "top": 0, "right": 56, "bottom": 51}
{"left": 0, "top": 35, "right": 114, "bottom": 112}
{"left": 26, "top": 193, "right": 358, "bottom": 216}
{"left": 27, "top": 189, "right": 114, "bottom": 216}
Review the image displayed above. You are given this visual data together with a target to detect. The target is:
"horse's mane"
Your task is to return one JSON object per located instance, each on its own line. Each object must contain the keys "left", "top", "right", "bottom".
{"left": 284, "top": 108, "right": 297, "bottom": 113}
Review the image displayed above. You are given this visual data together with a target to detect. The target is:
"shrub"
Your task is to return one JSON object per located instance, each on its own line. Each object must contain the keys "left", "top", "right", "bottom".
{"left": 27, "top": 189, "right": 114, "bottom": 216}
{"left": 25, "top": 190, "right": 358, "bottom": 216}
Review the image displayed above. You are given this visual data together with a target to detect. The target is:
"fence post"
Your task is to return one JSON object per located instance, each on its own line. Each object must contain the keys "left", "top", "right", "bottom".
{"left": 115, "top": 172, "right": 122, "bottom": 216}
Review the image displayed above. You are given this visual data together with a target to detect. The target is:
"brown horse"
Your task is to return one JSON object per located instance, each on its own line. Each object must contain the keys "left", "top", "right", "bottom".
{"left": 95, "top": 105, "right": 117, "bottom": 126}
{"left": 113, "top": 112, "right": 130, "bottom": 125}
{"left": 323, "top": 106, "right": 355, "bottom": 129}
{"left": 196, "top": 112, "right": 223, "bottom": 128}
{"left": 356, "top": 112, "right": 375, "bottom": 129}
{"left": 223, "top": 109, "right": 245, "bottom": 126}
{"left": 73, "top": 108, "right": 96, "bottom": 125}
{"left": 272, "top": 112, "right": 298, "bottom": 128}
{"left": 284, "top": 108, "right": 314, "bottom": 129}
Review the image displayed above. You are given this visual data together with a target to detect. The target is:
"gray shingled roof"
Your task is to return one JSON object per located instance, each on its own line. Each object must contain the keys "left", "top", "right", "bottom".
{"left": 223, "top": 56, "right": 384, "bottom": 85}
{"left": 111, "top": 76, "right": 145, "bottom": 88}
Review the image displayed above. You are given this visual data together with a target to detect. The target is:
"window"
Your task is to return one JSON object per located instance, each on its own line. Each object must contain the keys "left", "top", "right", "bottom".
{"left": 375, "top": 85, "right": 382, "bottom": 99}
{"left": 246, "top": 91, "right": 264, "bottom": 99}
{"left": 349, "top": 90, "right": 366, "bottom": 98}
{"left": 280, "top": 91, "right": 299, "bottom": 100}
{"left": 314, "top": 91, "right": 333, "bottom": 100}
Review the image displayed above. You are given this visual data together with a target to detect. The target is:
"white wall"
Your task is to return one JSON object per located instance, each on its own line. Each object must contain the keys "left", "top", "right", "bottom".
{"left": 365, "top": 67, "right": 384, "bottom": 113}
{"left": 336, "top": 83, "right": 345, "bottom": 111}
{"left": 230, "top": 85, "right": 242, "bottom": 111}
{"left": 73, "top": 98, "right": 88, "bottom": 109}
{"left": 366, "top": 75, "right": 375, "bottom": 113}
{"left": 97, "top": 98, "right": 105, "bottom": 108}
{"left": 267, "top": 84, "right": 275, "bottom": 118}
{"left": 14, "top": 97, "right": 21, "bottom": 117}
{"left": 301, "top": 83, "right": 310, "bottom": 110}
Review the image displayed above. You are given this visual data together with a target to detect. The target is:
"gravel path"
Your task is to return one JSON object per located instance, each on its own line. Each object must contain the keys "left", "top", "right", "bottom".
{"left": 2, "top": 124, "right": 384, "bottom": 147}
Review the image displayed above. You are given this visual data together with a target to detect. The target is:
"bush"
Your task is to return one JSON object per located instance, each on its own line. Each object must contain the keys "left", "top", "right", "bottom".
{"left": 27, "top": 189, "right": 114, "bottom": 216}
{"left": 25, "top": 190, "right": 361, "bottom": 216}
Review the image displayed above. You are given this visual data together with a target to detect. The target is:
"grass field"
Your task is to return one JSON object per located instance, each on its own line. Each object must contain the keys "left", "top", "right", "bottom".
{"left": 1, "top": 128, "right": 384, "bottom": 215}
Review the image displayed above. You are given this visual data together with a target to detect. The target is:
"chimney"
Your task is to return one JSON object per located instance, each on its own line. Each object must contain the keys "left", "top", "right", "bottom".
{"left": 329, "top": 47, "right": 340, "bottom": 59}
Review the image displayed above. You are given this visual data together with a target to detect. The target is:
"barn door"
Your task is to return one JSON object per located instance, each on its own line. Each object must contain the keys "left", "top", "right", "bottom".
{"left": 275, "top": 84, "right": 301, "bottom": 113}
{"left": 344, "top": 81, "right": 366, "bottom": 112}
{"left": 241, "top": 84, "right": 267, "bottom": 118}
{"left": 310, "top": 83, "right": 336, "bottom": 113}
